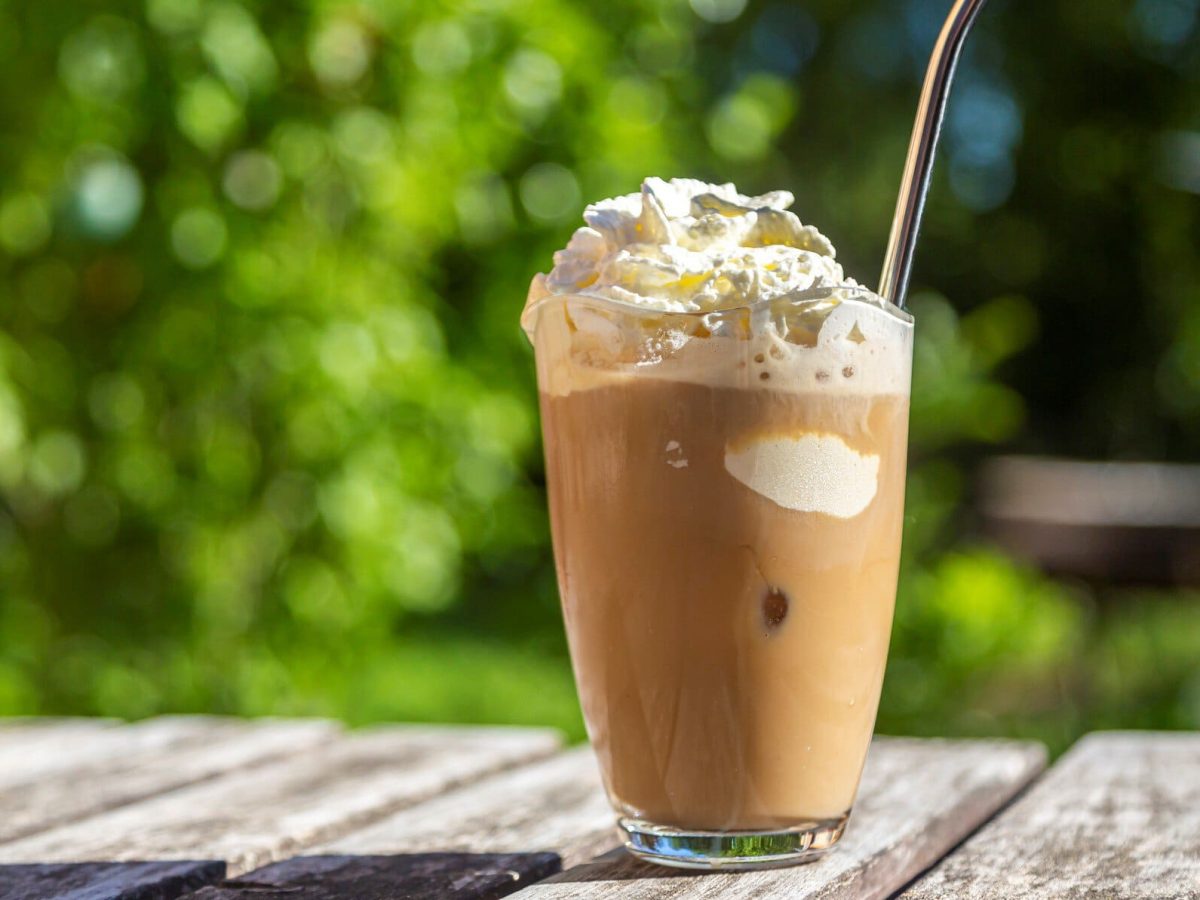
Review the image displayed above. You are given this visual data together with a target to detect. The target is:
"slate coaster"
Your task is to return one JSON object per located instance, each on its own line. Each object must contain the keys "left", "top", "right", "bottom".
{"left": 0, "top": 860, "right": 224, "bottom": 900}
{"left": 186, "top": 854, "right": 562, "bottom": 900}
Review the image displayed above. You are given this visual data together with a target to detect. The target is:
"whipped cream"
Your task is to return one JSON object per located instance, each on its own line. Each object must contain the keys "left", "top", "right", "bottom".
{"left": 523, "top": 177, "right": 912, "bottom": 402}
{"left": 526, "top": 177, "right": 864, "bottom": 314}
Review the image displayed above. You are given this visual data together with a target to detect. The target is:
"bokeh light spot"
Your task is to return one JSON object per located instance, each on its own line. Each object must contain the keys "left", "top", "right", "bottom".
{"left": 411, "top": 20, "right": 471, "bottom": 75}
{"left": 503, "top": 49, "right": 562, "bottom": 120}
{"left": 58, "top": 16, "right": 145, "bottom": 102}
{"left": 223, "top": 149, "right": 282, "bottom": 210}
{"left": 0, "top": 387, "right": 26, "bottom": 469}
{"left": 1130, "top": 0, "right": 1198, "bottom": 49}
{"left": 518, "top": 163, "right": 580, "bottom": 224}
{"left": 689, "top": 0, "right": 748, "bottom": 24}
{"left": 387, "top": 503, "right": 461, "bottom": 611}
{"left": 283, "top": 557, "right": 350, "bottom": 629}
{"left": 146, "top": 0, "right": 202, "bottom": 34}
{"left": 28, "top": 430, "right": 87, "bottom": 496}
{"left": 70, "top": 151, "right": 144, "bottom": 242}
{"left": 706, "top": 95, "right": 773, "bottom": 161}
{"left": 1156, "top": 130, "right": 1200, "bottom": 194}
{"left": 115, "top": 443, "right": 175, "bottom": 509}
{"left": 949, "top": 81, "right": 1023, "bottom": 168}
{"left": 309, "top": 18, "right": 372, "bottom": 89}
{"left": 0, "top": 193, "right": 52, "bottom": 256}
{"left": 272, "top": 122, "right": 328, "bottom": 179}
{"left": 332, "top": 107, "right": 394, "bottom": 165}
{"left": 455, "top": 173, "right": 514, "bottom": 244}
{"left": 633, "top": 24, "right": 693, "bottom": 74}
{"left": 303, "top": 173, "right": 358, "bottom": 231}
{"left": 319, "top": 468, "right": 382, "bottom": 539}
{"left": 319, "top": 322, "right": 378, "bottom": 391}
{"left": 287, "top": 399, "right": 350, "bottom": 462}
{"left": 177, "top": 76, "right": 243, "bottom": 152}
{"left": 171, "top": 207, "right": 228, "bottom": 269}
{"left": 705, "top": 75, "right": 794, "bottom": 162}
{"left": 202, "top": 2, "right": 278, "bottom": 95}
{"left": 374, "top": 305, "right": 444, "bottom": 362}
{"left": 743, "top": 3, "right": 819, "bottom": 76}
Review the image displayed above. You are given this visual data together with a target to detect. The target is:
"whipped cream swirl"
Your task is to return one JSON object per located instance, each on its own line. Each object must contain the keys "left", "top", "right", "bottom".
{"left": 527, "top": 177, "right": 864, "bottom": 314}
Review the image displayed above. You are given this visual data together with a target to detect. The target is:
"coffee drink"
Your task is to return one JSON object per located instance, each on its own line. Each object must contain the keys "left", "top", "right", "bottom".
{"left": 524, "top": 178, "right": 913, "bottom": 865}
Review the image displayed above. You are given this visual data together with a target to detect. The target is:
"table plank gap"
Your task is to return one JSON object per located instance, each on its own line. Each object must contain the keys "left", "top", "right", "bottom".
{"left": 0, "top": 724, "right": 561, "bottom": 879}
{"left": 0, "top": 716, "right": 340, "bottom": 846}
{"left": 901, "top": 731, "right": 1200, "bottom": 898}
{"left": 508, "top": 737, "right": 1046, "bottom": 900}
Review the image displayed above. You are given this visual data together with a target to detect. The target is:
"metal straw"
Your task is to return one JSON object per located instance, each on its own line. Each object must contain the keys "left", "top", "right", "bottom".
{"left": 878, "top": 0, "right": 991, "bottom": 309}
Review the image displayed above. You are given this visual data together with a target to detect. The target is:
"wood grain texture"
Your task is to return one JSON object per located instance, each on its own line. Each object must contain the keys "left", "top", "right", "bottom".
{"left": 0, "top": 718, "right": 121, "bottom": 784}
{"left": 902, "top": 731, "right": 1200, "bottom": 899}
{"left": 511, "top": 737, "right": 1046, "bottom": 899}
{"left": 0, "top": 717, "right": 338, "bottom": 845}
{"left": 0, "top": 725, "right": 560, "bottom": 877}
{"left": 0, "top": 860, "right": 224, "bottom": 900}
{"left": 318, "top": 746, "right": 618, "bottom": 870}
{"left": 185, "top": 853, "right": 562, "bottom": 900}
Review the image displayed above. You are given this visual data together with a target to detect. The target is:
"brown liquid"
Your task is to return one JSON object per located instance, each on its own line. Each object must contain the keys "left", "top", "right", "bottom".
{"left": 541, "top": 379, "right": 909, "bottom": 831}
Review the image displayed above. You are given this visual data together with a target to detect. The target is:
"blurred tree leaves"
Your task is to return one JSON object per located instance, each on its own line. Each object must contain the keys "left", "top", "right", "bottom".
{"left": 0, "top": 0, "right": 1197, "bottom": 747}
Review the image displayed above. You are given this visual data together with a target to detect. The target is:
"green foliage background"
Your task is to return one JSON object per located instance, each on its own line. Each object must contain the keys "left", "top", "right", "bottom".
{"left": 1, "top": 0, "right": 1198, "bottom": 752}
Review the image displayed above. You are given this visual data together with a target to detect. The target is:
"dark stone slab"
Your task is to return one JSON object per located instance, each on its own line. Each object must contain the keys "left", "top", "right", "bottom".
{"left": 186, "top": 854, "right": 561, "bottom": 900}
{"left": 0, "top": 860, "right": 225, "bottom": 900}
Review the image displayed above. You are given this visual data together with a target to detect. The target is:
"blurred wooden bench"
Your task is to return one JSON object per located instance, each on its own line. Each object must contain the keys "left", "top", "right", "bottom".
{"left": 0, "top": 716, "right": 1196, "bottom": 898}
{"left": 978, "top": 456, "right": 1200, "bottom": 584}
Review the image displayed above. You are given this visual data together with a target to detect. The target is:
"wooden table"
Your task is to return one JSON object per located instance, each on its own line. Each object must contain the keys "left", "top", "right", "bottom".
{"left": 0, "top": 718, "right": 1195, "bottom": 899}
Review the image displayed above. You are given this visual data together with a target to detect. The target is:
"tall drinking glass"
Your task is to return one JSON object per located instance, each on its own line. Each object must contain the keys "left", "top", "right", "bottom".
{"left": 523, "top": 286, "right": 913, "bottom": 869}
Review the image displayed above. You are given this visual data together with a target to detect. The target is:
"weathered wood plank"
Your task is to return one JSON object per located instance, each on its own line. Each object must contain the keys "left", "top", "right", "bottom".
{"left": 510, "top": 737, "right": 1046, "bottom": 899}
{"left": 0, "top": 725, "right": 560, "bottom": 877}
{"left": 0, "top": 717, "right": 338, "bottom": 845}
{"left": 0, "top": 718, "right": 121, "bottom": 782}
{"left": 0, "top": 716, "right": 282, "bottom": 789}
{"left": 0, "top": 860, "right": 224, "bottom": 900}
{"left": 0, "top": 716, "right": 117, "bottom": 738}
{"left": 186, "top": 853, "right": 561, "bottom": 900}
{"left": 902, "top": 731, "right": 1200, "bottom": 898}
{"left": 318, "top": 747, "right": 616, "bottom": 870}
{"left": 179, "top": 748, "right": 613, "bottom": 900}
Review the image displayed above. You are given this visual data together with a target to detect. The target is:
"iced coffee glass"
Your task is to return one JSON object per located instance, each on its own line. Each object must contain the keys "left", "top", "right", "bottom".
{"left": 523, "top": 285, "right": 913, "bottom": 869}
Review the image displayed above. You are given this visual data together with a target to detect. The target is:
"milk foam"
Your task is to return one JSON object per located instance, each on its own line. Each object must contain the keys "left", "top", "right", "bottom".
{"left": 528, "top": 292, "right": 913, "bottom": 399}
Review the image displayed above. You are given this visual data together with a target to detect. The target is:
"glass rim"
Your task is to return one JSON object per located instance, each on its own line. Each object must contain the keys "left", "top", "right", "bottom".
{"left": 521, "top": 284, "right": 914, "bottom": 335}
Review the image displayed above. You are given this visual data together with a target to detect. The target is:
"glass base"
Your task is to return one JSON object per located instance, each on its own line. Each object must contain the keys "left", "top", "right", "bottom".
{"left": 619, "top": 813, "right": 849, "bottom": 871}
